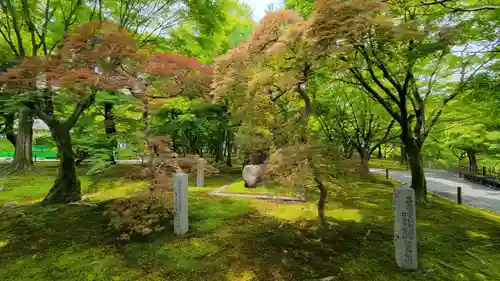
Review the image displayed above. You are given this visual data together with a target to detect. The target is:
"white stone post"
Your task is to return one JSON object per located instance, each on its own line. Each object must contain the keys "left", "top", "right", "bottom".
{"left": 393, "top": 187, "right": 417, "bottom": 270}
{"left": 173, "top": 172, "right": 189, "bottom": 235}
{"left": 197, "top": 158, "right": 204, "bottom": 187}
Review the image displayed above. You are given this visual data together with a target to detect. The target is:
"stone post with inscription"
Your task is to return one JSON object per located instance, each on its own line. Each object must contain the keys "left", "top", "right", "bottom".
{"left": 173, "top": 172, "right": 189, "bottom": 236}
{"left": 196, "top": 158, "right": 204, "bottom": 187}
{"left": 393, "top": 187, "right": 417, "bottom": 270}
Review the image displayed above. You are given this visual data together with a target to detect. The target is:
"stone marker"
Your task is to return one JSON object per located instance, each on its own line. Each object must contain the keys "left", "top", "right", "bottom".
{"left": 173, "top": 172, "right": 189, "bottom": 236}
{"left": 197, "top": 158, "right": 204, "bottom": 187}
{"left": 393, "top": 187, "right": 417, "bottom": 270}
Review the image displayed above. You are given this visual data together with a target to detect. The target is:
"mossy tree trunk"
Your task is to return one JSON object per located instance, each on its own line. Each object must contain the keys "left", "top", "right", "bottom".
{"left": 403, "top": 138, "right": 427, "bottom": 202}
{"left": 466, "top": 149, "right": 478, "bottom": 172}
{"left": 2, "top": 108, "right": 34, "bottom": 173}
{"left": 42, "top": 123, "right": 81, "bottom": 204}
{"left": 104, "top": 102, "right": 117, "bottom": 163}
{"left": 226, "top": 135, "right": 232, "bottom": 167}
{"left": 3, "top": 113, "right": 16, "bottom": 147}
{"left": 356, "top": 147, "right": 370, "bottom": 173}
{"left": 314, "top": 175, "right": 327, "bottom": 226}
{"left": 31, "top": 91, "right": 95, "bottom": 205}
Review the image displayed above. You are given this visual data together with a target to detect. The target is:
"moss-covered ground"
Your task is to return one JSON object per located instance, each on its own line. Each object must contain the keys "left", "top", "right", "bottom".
{"left": 0, "top": 164, "right": 499, "bottom": 281}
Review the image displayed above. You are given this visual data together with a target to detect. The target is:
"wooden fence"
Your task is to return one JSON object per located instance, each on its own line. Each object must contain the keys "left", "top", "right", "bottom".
{"left": 458, "top": 166, "right": 500, "bottom": 190}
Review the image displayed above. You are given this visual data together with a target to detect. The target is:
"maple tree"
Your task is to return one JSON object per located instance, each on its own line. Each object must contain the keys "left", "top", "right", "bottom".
{"left": 315, "top": 85, "right": 398, "bottom": 172}
{"left": 103, "top": 51, "right": 215, "bottom": 237}
{"left": 213, "top": 11, "right": 350, "bottom": 224}
{"left": 0, "top": 0, "right": 230, "bottom": 172}
{"left": 132, "top": 51, "right": 214, "bottom": 170}
{"left": 421, "top": 0, "right": 500, "bottom": 12}
{"left": 0, "top": 0, "right": 93, "bottom": 173}
{"left": 104, "top": 136, "right": 217, "bottom": 241}
{"left": 0, "top": 17, "right": 214, "bottom": 204}
{"left": 306, "top": 0, "right": 497, "bottom": 201}
{"left": 422, "top": 65, "right": 500, "bottom": 171}
{"left": 0, "top": 21, "right": 139, "bottom": 203}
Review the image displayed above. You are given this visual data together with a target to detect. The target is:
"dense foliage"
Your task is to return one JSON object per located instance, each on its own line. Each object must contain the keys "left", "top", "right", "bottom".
{"left": 0, "top": 0, "right": 498, "bottom": 215}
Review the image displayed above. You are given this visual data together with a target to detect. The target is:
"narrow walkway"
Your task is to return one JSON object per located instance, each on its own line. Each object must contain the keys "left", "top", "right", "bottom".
{"left": 371, "top": 168, "right": 500, "bottom": 214}
{"left": 209, "top": 181, "right": 305, "bottom": 202}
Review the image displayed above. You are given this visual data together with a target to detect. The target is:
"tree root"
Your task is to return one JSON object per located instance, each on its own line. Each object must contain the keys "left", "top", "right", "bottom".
{"left": 0, "top": 161, "right": 35, "bottom": 175}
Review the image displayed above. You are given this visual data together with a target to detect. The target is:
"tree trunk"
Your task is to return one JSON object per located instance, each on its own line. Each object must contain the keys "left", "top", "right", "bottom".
{"left": 314, "top": 176, "right": 327, "bottom": 226}
{"left": 215, "top": 139, "right": 225, "bottom": 163}
{"left": 400, "top": 144, "right": 407, "bottom": 165}
{"left": 141, "top": 98, "right": 155, "bottom": 169}
{"left": 2, "top": 109, "right": 34, "bottom": 173}
{"left": 360, "top": 156, "right": 369, "bottom": 173}
{"left": 466, "top": 149, "right": 478, "bottom": 172}
{"left": 75, "top": 148, "right": 91, "bottom": 166}
{"left": 222, "top": 128, "right": 227, "bottom": 162}
{"left": 215, "top": 146, "right": 221, "bottom": 163}
{"left": 391, "top": 143, "right": 396, "bottom": 160}
{"left": 358, "top": 147, "right": 370, "bottom": 173}
{"left": 42, "top": 124, "right": 81, "bottom": 204}
{"left": 104, "top": 102, "right": 117, "bottom": 163}
{"left": 4, "top": 113, "right": 16, "bottom": 147}
{"left": 378, "top": 145, "right": 383, "bottom": 159}
{"left": 226, "top": 137, "right": 232, "bottom": 167}
{"left": 405, "top": 140, "right": 427, "bottom": 202}
{"left": 243, "top": 152, "right": 251, "bottom": 167}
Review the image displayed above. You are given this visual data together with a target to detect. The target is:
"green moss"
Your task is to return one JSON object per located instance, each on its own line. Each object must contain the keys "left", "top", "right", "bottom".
{"left": 0, "top": 166, "right": 499, "bottom": 281}
{"left": 369, "top": 159, "right": 408, "bottom": 170}
{"left": 222, "top": 180, "right": 297, "bottom": 197}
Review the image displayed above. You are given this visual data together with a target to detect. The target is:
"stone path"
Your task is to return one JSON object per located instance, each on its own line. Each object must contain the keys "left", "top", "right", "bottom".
{"left": 371, "top": 168, "right": 500, "bottom": 214}
{"left": 209, "top": 181, "right": 305, "bottom": 202}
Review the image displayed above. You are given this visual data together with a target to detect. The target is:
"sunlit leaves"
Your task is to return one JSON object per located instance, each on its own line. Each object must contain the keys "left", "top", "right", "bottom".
{"left": 145, "top": 52, "right": 213, "bottom": 100}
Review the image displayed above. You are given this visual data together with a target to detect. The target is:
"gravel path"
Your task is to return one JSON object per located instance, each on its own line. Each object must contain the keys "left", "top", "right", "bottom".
{"left": 371, "top": 168, "right": 500, "bottom": 213}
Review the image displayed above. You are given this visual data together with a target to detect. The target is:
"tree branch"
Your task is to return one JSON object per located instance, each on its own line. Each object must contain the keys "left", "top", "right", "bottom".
{"left": 421, "top": 0, "right": 500, "bottom": 11}
{"left": 1, "top": 0, "right": 25, "bottom": 56}
{"left": 346, "top": 64, "right": 402, "bottom": 124}
{"left": 366, "top": 37, "right": 403, "bottom": 93}
{"left": 370, "top": 119, "right": 395, "bottom": 155}
{"left": 20, "top": 0, "right": 40, "bottom": 56}
{"left": 27, "top": 102, "right": 56, "bottom": 126}
{"left": 0, "top": 27, "right": 19, "bottom": 55}
{"left": 425, "top": 51, "right": 446, "bottom": 99}
{"left": 65, "top": 89, "right": 97, "bottom": 128}
{"left": 316, "top": 113, "right": 334, "bottom": 143}
{"left": 359, "top": 47, "right": 400, "bottom": 105}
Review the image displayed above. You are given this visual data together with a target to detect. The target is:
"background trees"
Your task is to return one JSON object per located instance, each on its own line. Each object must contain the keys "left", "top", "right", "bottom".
{"left": 0, "top": 21, "right": 141, "bottom": 203}
{"left": 0, "top": 0, "right": 498, "bottom": 210}
{"left": 0, "top": 0, "right": 238, "bottom": 172}
{"left": 306, "top": 0, "right": 498, "bottom": 201}
{"left": 422, "top": 62, "right": 500, "bottom": 171}
{"left": 0, "top": 17, "right": 217, "bottom": 204}
{"left": 315, "top": 86, "right": 397, "bottom": 171}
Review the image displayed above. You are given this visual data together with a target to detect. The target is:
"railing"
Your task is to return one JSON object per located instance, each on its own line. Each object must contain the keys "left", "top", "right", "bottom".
{"left": 458, "top": 166, "right": 500, "bottom": 190}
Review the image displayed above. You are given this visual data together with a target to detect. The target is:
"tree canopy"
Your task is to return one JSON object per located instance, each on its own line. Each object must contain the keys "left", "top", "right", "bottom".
{"left": 0, "top": 0, "right": 498, "bottom": 213}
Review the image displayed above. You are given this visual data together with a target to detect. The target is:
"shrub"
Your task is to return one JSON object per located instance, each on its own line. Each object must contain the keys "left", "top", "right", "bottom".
{"left": 105, "top": 194, "right": 172, "bottom": 240}
{"left": 266, "top": 142, "right": 351, "bottom": 225}
{"left": 104, "top": 136, "right": 217, "bottom": 240}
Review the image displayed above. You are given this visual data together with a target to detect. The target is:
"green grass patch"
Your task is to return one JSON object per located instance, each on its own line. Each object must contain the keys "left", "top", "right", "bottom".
{"left": 222, "top": 180, "right": 298, "bottom": 197}
{"left": 370, "top": 158, "right": 409, "bottom": 170}
{"left": 0, "top": 166, "right": 499, "bottom": 281}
